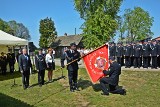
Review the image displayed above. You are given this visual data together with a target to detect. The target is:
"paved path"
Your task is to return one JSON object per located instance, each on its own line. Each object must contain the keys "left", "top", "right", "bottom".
{"left": 54, "top": 59, "right": 160, "bottom": 72}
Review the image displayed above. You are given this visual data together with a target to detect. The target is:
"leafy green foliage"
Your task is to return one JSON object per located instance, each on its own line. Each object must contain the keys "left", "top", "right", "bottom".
{"left": 74, "top": 0, "right": 123, "bottom": 49}
{"left": 39, "top": 17, "right": 57, "bottom": 48}
{"left": 0, "top": 18, "right": 14, "bottom": 35}
{"left": 123, "top": 7, "right": 154, "bottom": 41}
{"left": 8, "top": 20, "right": 31, "bottom": 40}
{"left": 0, "top": 19, "right": 31, "bottom": 40}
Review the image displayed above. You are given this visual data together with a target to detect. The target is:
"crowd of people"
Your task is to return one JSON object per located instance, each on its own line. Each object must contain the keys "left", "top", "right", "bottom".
{"left": 0, "top": 52, "right": 16, "bottom": 75}
{"left": 1, "top": 39, "right": 159, "bottom": 95}
{"left": 109, "top": 39, "right": 160, "bottom": 69}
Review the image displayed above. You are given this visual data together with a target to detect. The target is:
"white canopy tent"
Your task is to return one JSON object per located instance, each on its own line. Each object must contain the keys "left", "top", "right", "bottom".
{"left": 0, "top": 30, "right": 28, "bottom": 46}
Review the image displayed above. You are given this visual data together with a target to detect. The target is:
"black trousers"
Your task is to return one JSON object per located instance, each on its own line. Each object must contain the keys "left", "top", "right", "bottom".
{"left": 1, "top": 65, "right": 6, "bottom": 75}
{"left": 100, "top": 77, "right": 125, "bottom": 94}
{"left": 121, "top": 56, "right": 124, "bottom": 66}
{"left": 22, "top": 73, "right": 30, "bottom": 88}
{"left": 9, "top": 63, "right": 14, "bottom": 73}
{"left": 68, "top": 69, "right": 78, "bottom": 87}
{"left": 157, "top": 56, "right": 160, "bottom": 67}
{"left": 134, "top": 57, "right": 141, "bottom": 68}
{"left": 125, "top": 56, "right": 131, "bottom": 67}
{"left": 148, "top": 56, "right": 151, "bottom": 67}
{"left": 117, "top": 57, "right": 122, "bottom": 65}
{"left": 131, "top": 56, "right": 134, "bottom": 67}
{"left": 152, "top": 56, "right": 157, "bottom": 68}
{"left": 143, "top": 57, "right": 148, "bottom": 68}
{"left": 38, "top": 70, "right": 45, "bottom": 85}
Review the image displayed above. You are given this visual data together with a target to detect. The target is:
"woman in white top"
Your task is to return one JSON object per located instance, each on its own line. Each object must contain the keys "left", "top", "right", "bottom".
{"left": 45, "top": 48, "right": 55, "bottom": 82}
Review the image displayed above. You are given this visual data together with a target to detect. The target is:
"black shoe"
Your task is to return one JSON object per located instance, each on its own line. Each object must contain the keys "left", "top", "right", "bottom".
{"left": 101, "top": 93, "right": 109, "bottom": 96}
{"left": 74, "top": 87, "right": 80, "bottom": 91}
{"left": 39, "top": 84, "right": 42, "bottom": 87}
{"left": 70, "top": 89, "right": 74, "bottom": 92}
{"left": 23, "top": 86, "right": 27, "bottom": 90}
{"left": 120, "top": 89, "right": 127, "bottom": 95}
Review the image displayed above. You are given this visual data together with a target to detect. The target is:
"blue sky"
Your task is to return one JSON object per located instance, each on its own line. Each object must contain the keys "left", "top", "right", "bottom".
{"left": 0, "top": 0, "right": 160, "bottom": 47}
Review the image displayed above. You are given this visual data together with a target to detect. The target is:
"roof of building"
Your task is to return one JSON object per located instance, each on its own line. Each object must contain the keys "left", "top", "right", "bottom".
{"left": 50, "top": 35, "right": 83, "bottom": 47}
{"left": 153, "top": 36, "right": 160, "bottom": 40}
{"left": 29, "top": 42, "right": 37, "bottom": 52}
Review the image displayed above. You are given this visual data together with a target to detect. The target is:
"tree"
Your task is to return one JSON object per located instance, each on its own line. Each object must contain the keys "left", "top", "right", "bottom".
{"left": 122, "top": 7, "right": 154, "bottom": 41}
{"left": 74, "top": 0, "right": 123, "bottom": 48}
{"left": 117, "top": 16, "right": 125, "bottom": 42}
{"left": 39, "top": 17, "right": 57, "bottom": 48}
{"left": 8, "top": 20, "right": 31, "bottom": 40}
{"left": 0, "top": 18, "right": 14, "bottom": 35}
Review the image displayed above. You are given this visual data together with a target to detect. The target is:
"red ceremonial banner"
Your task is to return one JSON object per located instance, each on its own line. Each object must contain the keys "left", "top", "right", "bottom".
{"left": 83, "top": 44, "right": 109, "bottom": 83}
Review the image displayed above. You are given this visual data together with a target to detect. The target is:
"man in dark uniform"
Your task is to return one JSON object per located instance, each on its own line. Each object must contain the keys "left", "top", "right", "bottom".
{"left": 16, "top": 50, "right": 22, "bottom": 72}
{"left": 109, "top": 42, "right": 116, "bottom": 58}
{"left": 62, "top": 43, "right": 81, "bottom": 92}
{"left": 35, "top": 49, "right": 46, "bottom": 87}
{"left": 150, "top": 40, "right": 158, "bottom": 69}
{"left": 100, "top": 56, "right": 126, "bottom": 96}
{"left": 124, "top": 42, "right": 131, "bottom": 68}
{"left": 142, "top": 40, "right": 149, "bottom": 68}
{"left": 148, "top": 39, "right": 152, "bottom": 67}
{"left": 116, "top": 42, "right": 123, "bottom": 65}
{"left": 7, "top": 52, "right": 15, "bottom": 73}
{"left": 121, "top": 42, "right": 125, "bottom": 66}
{"left": 0, "top": 52, "right": 7, "bottom": 75}
{"left": 19, "top": 48, "right": 32, "bottom": 89}
{"left": 134, "top": 41, "right": 142, "bottom": 68}
{"left": 157, "top": 41, "right": 160, "bottom": 68}
{"left": 130, "top": 42, "right": 136, "bottom": 67}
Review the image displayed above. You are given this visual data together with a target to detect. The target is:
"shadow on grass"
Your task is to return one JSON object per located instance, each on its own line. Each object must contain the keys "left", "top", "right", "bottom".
{"left": 30, "top": 76, "right": 66, "bottom": 88}
{"left": 0, "top": 71, "right": 21, "bottom": 81}
{"left": 78, "top": 78, "right": 92, "bottom": 90}
{"left": 0, "top": 93, "right": 33, "bottom": 107}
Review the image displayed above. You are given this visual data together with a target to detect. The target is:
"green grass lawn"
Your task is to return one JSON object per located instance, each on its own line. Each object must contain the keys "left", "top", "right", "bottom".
{"left": 0, "top": 64, "right": 160, "bottom": 107}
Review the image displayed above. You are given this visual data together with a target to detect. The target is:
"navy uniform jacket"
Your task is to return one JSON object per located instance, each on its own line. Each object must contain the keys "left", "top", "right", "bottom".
{"left": 7, "top": 53, "right": 15, "bottom": 65}
{"left": 134, "top": 45, "right": 142, "bottom": 57}
{"left": 103, "top": 61, "right": 121, "bottom": 86}
{"left": 109, "top": 46, "right": 116, "bottom": 56}
{"left": 35, "top": 54, "right": 46, "bottom": 71}
{"left": 124, "top": 46, "right": 131, "bottom": 56}
{"left": 116, "top": 46, "right": 123, "bottom": 57}
{"left": 150, "top": 44, "right": 158, "bottom": 56}
{"left": 131, "top": 45, "right": 135, "bottom": 57}
{"left": 158, "top": 44, "right": 160, "bottom": 55}
{"left": 65, "top": 50, "right": 80, "bottom": 71}
{"left": 0, "top": 56, "right": 7, "bottom": 66}
{"left": 142, "top": 44, "right": 149, "bottom": 57}
{"left": 19, "top": 54, "right": 32, "bottom": 75}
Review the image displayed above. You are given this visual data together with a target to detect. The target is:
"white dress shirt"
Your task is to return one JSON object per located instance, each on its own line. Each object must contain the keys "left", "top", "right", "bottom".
{"left": 45, "top": 54, "right": 54, "bottom": 63}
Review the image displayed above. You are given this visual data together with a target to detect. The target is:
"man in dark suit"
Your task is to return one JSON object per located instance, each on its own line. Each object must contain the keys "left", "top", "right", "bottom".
{"left": 130, "top": 42, "right": 136, "bottom": 67}
{"left": 7, "top": 52, "right": 15, "bottom": 73}
{"left": 134, "top": 41, "right": 142, "bottom": 68}
{"left": 124, "top": 42, "right": 132, "bottom": 68}
{"left": 150, "top": 40, "right": 158, "bottom": 69}
{"left": 35, "top": 49, "right": 46, "bottom": 87}
{"left": 99, "top": 56, "right": 126, "bottom": 96}
{"left": 19, "top": 48, "right": 32, "bottom": 89}
{"left": 142, "top": 40, "right": 149, "bottom": 68}
{"left": 63, "top": 43, "right": 80, "bottom": 92}
{"left": 116, "top": 42, "right": 123, "bottom": 65}
{"left": 148, "top": 40, "right": 152, "bottom": 67}
{"left": 157, "top": 41, "right": 160, "bottom": 68}
{"left": 0, "top": 52, "right": 7, "bottom": 75}
{"left": 109, "top": 42, "right": 116, "bottom": 57}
